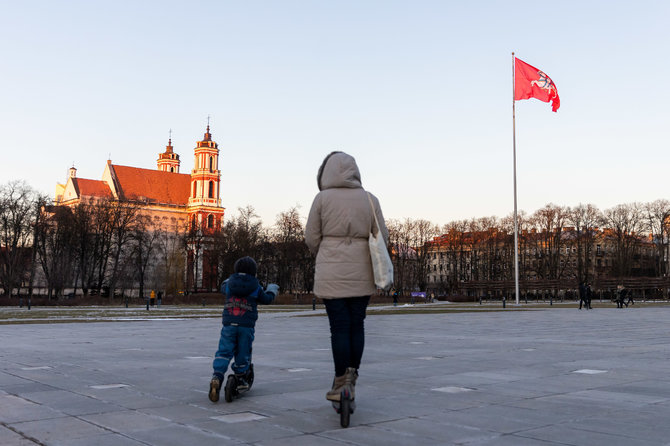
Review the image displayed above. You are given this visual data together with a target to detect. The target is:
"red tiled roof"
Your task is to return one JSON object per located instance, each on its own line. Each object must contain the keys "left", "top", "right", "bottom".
{"left": 111, "top": 164, "right": 190, "bottom": 206}
{"left": 73, "top": 178, "right": 113, "bottom": 199}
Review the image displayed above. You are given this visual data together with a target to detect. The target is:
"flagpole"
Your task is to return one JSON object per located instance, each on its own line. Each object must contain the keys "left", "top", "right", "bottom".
{"left": 512, "top": 52, "right": 520, "bottom": 305}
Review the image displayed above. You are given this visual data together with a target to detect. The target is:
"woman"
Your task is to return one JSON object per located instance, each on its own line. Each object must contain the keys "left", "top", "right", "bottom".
{"left": 304, "top": 151, "right": 389, "bottom": 403}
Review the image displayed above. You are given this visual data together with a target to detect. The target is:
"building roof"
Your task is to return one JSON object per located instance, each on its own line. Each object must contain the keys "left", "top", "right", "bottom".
{"left": 110, "top": 164, "right": 191, "bottom": 206}
{"left": 72, "top": 178, "right": 113, "bottom": 199}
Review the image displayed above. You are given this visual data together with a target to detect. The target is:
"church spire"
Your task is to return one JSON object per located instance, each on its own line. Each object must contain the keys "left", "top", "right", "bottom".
{"left": 203, "top": 116, "right": 212, "bottom": 141}
{"left": 166, "top": 129, "right": 173, "bottom": 153}
{"left": 157, "top": 129, "right": 180, "bottom": 173}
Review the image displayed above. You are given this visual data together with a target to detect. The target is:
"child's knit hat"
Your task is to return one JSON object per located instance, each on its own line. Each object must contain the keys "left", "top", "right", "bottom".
{"left": 234, "top": 256, "right": 257, "bottom": 276}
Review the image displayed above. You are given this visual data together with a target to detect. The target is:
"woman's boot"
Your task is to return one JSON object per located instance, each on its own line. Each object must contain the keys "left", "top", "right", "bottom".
{"left": 345, "top": 367, "right": 358, "bottom": 400}
{"left": 326, "top": 374, "right": 347, "bottom": 401}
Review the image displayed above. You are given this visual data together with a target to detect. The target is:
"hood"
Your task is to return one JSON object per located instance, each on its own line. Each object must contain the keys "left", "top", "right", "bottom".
{"left": 317, "top": 152, "right": 362, "bottom": 191}
{"left": 227, "top": 273, "right": 259, "bottom": 296}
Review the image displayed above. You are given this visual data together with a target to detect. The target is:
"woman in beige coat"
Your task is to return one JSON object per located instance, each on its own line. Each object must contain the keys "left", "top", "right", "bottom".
{"left": 305, "top": 151, "right": 389, "bottom": 403}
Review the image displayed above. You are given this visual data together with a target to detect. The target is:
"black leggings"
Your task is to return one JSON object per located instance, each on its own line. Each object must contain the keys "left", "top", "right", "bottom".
{"left": 323, "top": 296, "right": 370, "bottom": 377}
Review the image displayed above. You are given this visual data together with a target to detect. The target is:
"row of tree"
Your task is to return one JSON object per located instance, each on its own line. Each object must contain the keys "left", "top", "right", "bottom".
{"left": 386, "top": 201, "right": 670, "bottom": 295}
{"left": 2, "top": 179, "right": 669, "bottom": 298}
{"left": 0, "top": 181, "right": 313, "bottom": 299}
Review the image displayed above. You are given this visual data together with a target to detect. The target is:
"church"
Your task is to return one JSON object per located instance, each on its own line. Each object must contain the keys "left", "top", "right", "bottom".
{"left": 54, "top": 125, "right": 225, "bottom": 292}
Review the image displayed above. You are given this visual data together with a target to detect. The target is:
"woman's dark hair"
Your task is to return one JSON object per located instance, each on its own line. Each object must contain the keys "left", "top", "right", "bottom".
{"left": 317, "top": 151, "right": 343, "bottom": 190}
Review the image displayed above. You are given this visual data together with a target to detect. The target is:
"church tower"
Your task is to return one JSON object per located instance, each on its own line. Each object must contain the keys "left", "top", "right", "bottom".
{"left": 187, "top": 124, "right": 225, "bottom": 231}
{"left": 157, "top": 134, "right": 181, "bottom": 173}
{"left": 186, "top": 123, "right": 225, "bottom": 292}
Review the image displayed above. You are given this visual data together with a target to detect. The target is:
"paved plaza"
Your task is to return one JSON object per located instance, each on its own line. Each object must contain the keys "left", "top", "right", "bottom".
{"left": 2, "top": 305, "right": 670, "bottom": 445}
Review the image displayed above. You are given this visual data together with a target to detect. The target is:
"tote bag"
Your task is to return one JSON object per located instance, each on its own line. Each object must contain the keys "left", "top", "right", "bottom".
{"left": 366, "top": 192, "right": 393, "bottom": 290}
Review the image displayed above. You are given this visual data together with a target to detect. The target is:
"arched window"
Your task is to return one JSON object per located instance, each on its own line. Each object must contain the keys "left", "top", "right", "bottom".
{"left": 192, "top": 182, "right": 197, "bottom": 197}
{"left": 208, "top": 181, "right": 214, "bottom": 198}
{"left": 207, "top": 214, "right": 214, "bottom": 228}
{"left": 170, "top": 167, "right": 174, "bottom": 173}
{"left": 209, "top": 156, "right": 213, "bottom": 172}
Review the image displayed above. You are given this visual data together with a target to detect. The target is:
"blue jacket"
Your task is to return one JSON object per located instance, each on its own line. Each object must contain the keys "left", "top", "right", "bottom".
{"left": 221, "top": 273, "right": 275, "bottom": 328}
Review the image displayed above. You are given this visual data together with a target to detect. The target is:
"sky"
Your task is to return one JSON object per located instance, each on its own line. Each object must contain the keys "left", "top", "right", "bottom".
{"left": 1, "top": 1, "right": 669, "bottom": 228}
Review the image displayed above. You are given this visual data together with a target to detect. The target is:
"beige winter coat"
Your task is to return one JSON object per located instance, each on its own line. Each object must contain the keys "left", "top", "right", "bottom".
{"left": 305, "top": 152, "right": 389, "bottom": 299}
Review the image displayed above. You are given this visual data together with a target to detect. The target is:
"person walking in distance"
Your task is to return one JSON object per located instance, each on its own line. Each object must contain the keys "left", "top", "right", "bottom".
{"left": 578, "top": 282, "right": 588, "bottom": 310}
{"left": 616, "top": 285, "right": 626, "bottom": 308}
{"left": 305, "top": 151, "right": 389, "bottom": 415}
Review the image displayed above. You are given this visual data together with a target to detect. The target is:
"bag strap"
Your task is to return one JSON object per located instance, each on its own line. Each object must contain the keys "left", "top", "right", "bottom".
{"left": 366, "top": 192, "right": 381, "bottom": 234}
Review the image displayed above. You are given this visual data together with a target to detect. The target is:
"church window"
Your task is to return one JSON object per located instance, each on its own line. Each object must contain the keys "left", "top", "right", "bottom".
{"left": 170, "top": 167, "right": 174, "bottom": 173}
{"left": 209, "top": 156, "right": 213, "bottom": 172}
{"left": 192, "top": 182, "right": 197, "bottom": 197}
{"left": 207, "top": 214, "right": 214, "bottom": 228}
{"left": 208, "top": 181, "right": 214, "bottom": 198}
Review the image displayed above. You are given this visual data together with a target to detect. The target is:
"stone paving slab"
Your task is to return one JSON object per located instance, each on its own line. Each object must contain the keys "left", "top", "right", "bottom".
{"left": 2, "top": 306, "right": 670, "bottom": 445}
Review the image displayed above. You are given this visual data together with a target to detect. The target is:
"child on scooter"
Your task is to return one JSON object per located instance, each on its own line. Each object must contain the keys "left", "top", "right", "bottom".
{"left": 209, "top": 256, "right": 279, "bottom": 402}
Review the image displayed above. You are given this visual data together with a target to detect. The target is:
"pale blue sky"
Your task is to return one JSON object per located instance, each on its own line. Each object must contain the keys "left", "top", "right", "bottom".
{"left": 1, "top": 1, "right": 668, "bottom": 227}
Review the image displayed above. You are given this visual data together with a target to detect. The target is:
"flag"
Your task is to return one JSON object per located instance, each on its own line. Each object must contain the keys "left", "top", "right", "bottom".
{"left": 514, "top": 57, "right": 560, "bottom": 112}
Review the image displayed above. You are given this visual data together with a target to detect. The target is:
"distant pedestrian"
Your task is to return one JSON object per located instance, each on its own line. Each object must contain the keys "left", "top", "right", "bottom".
{"left": 392, "top": 291, "right": 398, "bottom": 306}
{"left": 616, "top": 285, "right": 628, "bottom": 308}
{"left": 586, "top": 284, "right": 593, "bottom": 309}
{"left": 623, "top": 288, "right": 634, "bottom": 307}
{"left": 578, "top": 282, "right": 589, "bottom": 310}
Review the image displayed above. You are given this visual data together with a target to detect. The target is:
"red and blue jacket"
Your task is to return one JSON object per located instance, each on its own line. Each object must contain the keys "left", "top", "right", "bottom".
{"left": 221, "top": 273, "right": 275, "bottom": 328}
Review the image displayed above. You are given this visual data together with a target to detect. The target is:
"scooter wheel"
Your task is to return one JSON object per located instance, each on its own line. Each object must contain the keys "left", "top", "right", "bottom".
{"left": 339, "top": 391, "right": 351, "bottom": 428}
{"left": 224, "top": 374, "right": 236, "bottom": 403}
{"left": 246, "top": 364, "right": 255, "bottom": 390}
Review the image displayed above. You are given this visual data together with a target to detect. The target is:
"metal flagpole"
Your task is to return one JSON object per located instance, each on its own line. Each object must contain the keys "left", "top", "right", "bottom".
{"left": 512, "top": 52, "right": 520, "bottom": 305}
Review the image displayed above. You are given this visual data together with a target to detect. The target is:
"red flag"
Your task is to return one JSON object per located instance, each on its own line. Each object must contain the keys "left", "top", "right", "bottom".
{"left": 514, "top": 58, "right": 560, "bottom": 112}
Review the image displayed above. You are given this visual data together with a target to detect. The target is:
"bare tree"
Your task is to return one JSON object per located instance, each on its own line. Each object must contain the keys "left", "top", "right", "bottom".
{"left": 528, "top": 204, "right": 572, "bottom": 281}
{"left": 207, "top": 205, "right": 268, "bottom": 291}
{"left": 643, "top": 199, "right": 670, "bottom": 277}
{"left": 35, "top": 205, "right": 77, "bottom": 299}
{"left": 386, "top": 218, "right": 414, "bottom": 295}
{"left": 28, "top": 195, "right": 49, "bottom": 298}
{"left": 439, "top": 219, "right": 471, "bottom": 291}
{"left": 601, "top": 203, "right": 645, "bottom": 278}
{"left": 470, "top": 216, "right": 506, "bottom": 282}
{"left": 0, "top": 181, "right": 39, "bottom": 296}
{"left": 184, "top": 216, "right": 205, "bottom": 293}
{"left": 502, "top": 211, "right": 526, "bottom": 282}
{"left": 130, "top": 214, "right": 161, "bottom": 300}
{"left": 105, "top": 201, "right": 142, "bottom": 298}
{"left": 271, "top": 206, "right": 310, "bottom": 293}
{"left": 88, "top": 200, "right": 115, "bottom": 295}
{"left": 567, "top": 204, "right": 601, "bottom": 284}
{"left": 70, "top": 203, "right": 95, "bottom": 296}
{"left": 414, "top": 219, "right": 440, "bottom": 291}
{"left": 387, "top": 218, "right": 438, "bottom": 294}
{"left": 157, "top": 225, "right": 185, "bottom": 297}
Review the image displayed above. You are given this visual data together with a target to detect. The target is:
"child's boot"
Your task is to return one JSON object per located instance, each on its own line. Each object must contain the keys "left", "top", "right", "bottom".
{"left": 325, "top": 374, "right": 348, "bottom": 402}
{"left": 209, "top": 373, "right": 223, "bottom": 402}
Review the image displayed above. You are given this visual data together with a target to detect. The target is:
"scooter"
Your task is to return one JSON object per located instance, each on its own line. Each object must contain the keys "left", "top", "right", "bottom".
{"left": 224, "top": 364, "right": 255, "bottom": 402}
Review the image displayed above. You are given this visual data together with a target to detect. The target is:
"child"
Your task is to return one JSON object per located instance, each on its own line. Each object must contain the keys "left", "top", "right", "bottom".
{"left": 209, "top": 256, "right": 279, "bottom": 402}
